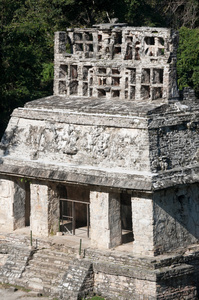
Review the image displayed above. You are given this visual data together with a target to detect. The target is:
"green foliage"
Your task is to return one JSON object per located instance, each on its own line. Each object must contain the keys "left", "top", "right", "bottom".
{"left": 177, "top": 27, "right": 199, "bottom": 97}
{"left": 41, "top": 63, "right": 54, "bottom": 83}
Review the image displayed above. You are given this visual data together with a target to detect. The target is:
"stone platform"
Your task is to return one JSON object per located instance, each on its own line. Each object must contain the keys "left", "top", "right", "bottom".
{"left": 0, "top": 229, "right": 198, "bottom": 299}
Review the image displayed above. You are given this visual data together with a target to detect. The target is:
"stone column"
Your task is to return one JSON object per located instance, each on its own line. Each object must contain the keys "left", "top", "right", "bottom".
{"left": 131, "top": 194, "right": 154, "bottom": 256}
{"left": 0, "top": 178, "right": 26, "bottom": 231}
{"left": 90, "top": 190, "right": 121, "bottom": 249}
{"left": 30, "top": 182, "right": 59, "bottom": 237}
{"left": 0, "top": 178, "right": 15, "bottom": 231}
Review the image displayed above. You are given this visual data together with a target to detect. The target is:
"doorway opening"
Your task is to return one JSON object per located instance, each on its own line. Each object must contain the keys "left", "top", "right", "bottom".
{"left": 120, "top": 192, "right": 134, "bottom": 243}
{"left": 58, "top": 185, "right": 90, "bottom": 237}
{"left": 25, "top": 183, "right": 30, "bottom": 226}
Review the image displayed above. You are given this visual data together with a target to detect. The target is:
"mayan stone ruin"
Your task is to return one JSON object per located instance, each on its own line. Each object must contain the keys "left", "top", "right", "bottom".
{"left": 0, "top": 23, "right": 199, "bottom": 299}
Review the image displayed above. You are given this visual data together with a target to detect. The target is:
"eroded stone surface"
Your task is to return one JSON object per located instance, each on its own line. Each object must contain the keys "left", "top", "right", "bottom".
{"left": 0, "top": 23, "right": 199, "bottom": 299}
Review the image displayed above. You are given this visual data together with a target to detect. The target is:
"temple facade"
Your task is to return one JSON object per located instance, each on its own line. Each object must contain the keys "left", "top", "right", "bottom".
{"left": 1, "top": 24, "right": 199, "bottom": 299}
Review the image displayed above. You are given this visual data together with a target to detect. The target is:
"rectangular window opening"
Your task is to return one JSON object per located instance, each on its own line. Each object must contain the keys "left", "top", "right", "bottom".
{"left": 153, "top": 69, "right": 164, "bottom": 84}
{"left": 59, "top": 65, "right": 68, "bottom": 78}
{"left": 141, "top": 85, "right": 150, "bottom": 100}
{"left": 141, "top": 69, "right": 150, "bottom": 84}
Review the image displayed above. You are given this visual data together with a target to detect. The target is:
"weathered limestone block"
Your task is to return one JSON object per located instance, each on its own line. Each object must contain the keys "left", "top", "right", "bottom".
{"left": 94, "top": 272, "right": 156, "bottom": 300}
{"left": 1, "top": 115, "right": 150, "bottom": 173}
{"left": 0, "top": 179, "right": 14, "bottom": 231}
{"left": 0, "top": 178, "right": 25, "bottom": 231}
{"left": 153, "top": 184, "right": 199, "bottom": 254}
{"left": 149, "top": 117, "right": 199, "bottom": 172}
{"left": 90, "top": 190, "right": 121, "bottom": 249}
{"left": 30, "top": 182, "right": 59, "bottom": 236}
{"left": 131, "top": 194, "right": 154, "bottom": 256}
{"left": 54, "top": 26, "right": 178, "bottom": 101}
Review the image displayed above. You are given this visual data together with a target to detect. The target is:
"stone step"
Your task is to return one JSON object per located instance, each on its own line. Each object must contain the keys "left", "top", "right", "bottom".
{"left": 31, "top": 256, "right": 70, "bottom": 266}
{"left": 34, "top": 249, "right": 72, "bottom": 260}
{"left": 23, "top": 274, "right": 63, "bottom": 295}
{"left": 25, "top": 265, "right": 66, "bottom": 279}
{"left": 28, "top": 259, "right": 69, "bottom": 271}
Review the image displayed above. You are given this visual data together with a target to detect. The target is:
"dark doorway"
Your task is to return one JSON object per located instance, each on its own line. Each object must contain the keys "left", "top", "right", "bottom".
{"left": 58, "top": 185, "right": 90, "bottom": 237}
{"left": 25, "top": 183, "right": 30, "bottom": 226}
{"left": 120, "top": 192, "right": 134, "bottom": 243}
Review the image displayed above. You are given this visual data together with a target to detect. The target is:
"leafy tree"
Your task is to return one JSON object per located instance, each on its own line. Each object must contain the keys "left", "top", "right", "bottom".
{"left": 177, "top": 27, "right": 199, "bottom": 97}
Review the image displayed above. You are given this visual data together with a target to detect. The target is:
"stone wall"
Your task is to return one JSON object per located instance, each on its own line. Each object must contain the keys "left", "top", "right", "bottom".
{"left": 153, "top": 184, "right": 199, "bottom": 254}
{"left": 131, "top": 193, "right": 154, "bottom": 256}
{"left": 94, "top": 272, "right": 156, "bottom": 300}
{"left": 149, "top": 113, "right": 199, "bottom": 173}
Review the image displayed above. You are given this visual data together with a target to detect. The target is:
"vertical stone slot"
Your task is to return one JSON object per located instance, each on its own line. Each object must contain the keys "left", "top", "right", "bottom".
{"left": 25, "top": 183, "right": 30, "bottom": 226}
{"left": 130, "top": 69, "right": 136, "bottom": 84}
{"left": 158, "top": 37, "right": 164, "bottom": 46}
{"left": 112, "top": 77, "right": 120, "bottom": 86}
{"left": 70, "top": 81, "right": 78, "bottom": 95}
{"left": 152, "top": 87, "right": 163, "bottom": 100}
{"left": 76, "top": 43, "right": 83, "bottom": 51}
{"left": 74, "top": 33, "right": 82, "bottom": 41}
{"left": 141, "top": 69, "right": 150, "bottom": 84}
{"left": 59, "top": 81, "right": 67, "bottom": 95}
{"left": 153, "top": 69, "right": 163, "bottom": 84}
{"left": 71, "top": 65, "right": 78, "bottom": 79}
{"left": 125, "top": 91, "right": 128, "bottom": 99}
{"left": 114, "top": 46, "right": 121, "bottom": 55}
{"left": 83, "top": 83, "right": 88, "bottom": 96}
{"left": 125, "top": 43, "right": 132, "bottom": 60}
{"left": 115, "top": 32, "right": 122, "bottom": 44}
{"left": 135, "top": 42, "right": 140, "bottom": 60}
{"left": 85, "top": 32, "right": 93, "bottom": 41}
{"left": 83, "top": 66, "right": 89, "bottom": 80}
{"left": 141, "top": 86, "right": 150, "bottom": 99}
{"left": 59, "top": 65, "right": 68, "bottom": 78}
{"left": 88, "top": 44, "right": 93, "bottom": 52}
{"left": 125, "top": 77, "right": 128, "bottom": 89}
{"left": 130, "top": 86, "right": 135, "bottom": 100}
{"left": 99, "top": 78, "right": 106, "bottom": 86}
{"left": 121, "top": 193, "right": 133, "bottom": 243}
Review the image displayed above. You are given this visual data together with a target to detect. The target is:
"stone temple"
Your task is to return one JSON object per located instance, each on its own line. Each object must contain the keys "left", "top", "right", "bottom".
{"left": 0, "top": 23, "right": 199, "bottom": 299}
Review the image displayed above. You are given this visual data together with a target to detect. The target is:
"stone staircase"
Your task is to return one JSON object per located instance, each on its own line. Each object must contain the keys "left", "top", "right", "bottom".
{"left": 19, "top": 248, "right": 74, "bottom": 297}
{"left": 0, "top": 243, "right": 33, "bottom": 284}
{"left": 60, "top": 259, "right": 94, "bottom": 300}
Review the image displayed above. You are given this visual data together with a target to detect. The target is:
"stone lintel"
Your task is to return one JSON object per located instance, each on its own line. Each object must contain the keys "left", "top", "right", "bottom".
{"left": 0, "top": 161, "right": 153, "bottom": 191}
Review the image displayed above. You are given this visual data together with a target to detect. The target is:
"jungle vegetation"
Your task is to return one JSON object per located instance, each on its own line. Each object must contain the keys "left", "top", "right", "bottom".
{"left": 0, "top": 0, "right": 199, "bottom": 137}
